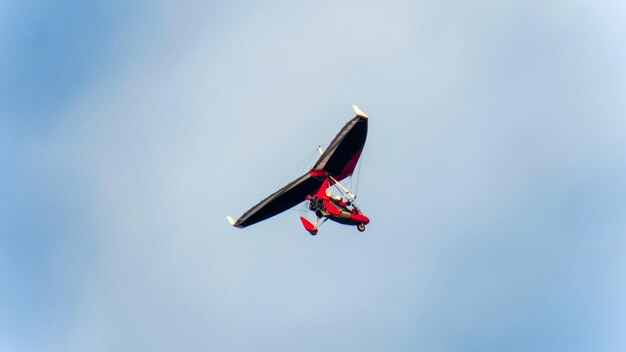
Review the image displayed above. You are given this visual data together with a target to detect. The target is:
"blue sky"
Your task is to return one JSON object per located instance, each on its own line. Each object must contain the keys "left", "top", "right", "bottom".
{"left": 2, "top": 0, "right": 625, "bottom": 351}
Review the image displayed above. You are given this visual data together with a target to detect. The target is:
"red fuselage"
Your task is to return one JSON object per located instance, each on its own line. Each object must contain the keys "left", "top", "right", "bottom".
{"left": 305, "top": 174, "right": 369, "bottom": 228}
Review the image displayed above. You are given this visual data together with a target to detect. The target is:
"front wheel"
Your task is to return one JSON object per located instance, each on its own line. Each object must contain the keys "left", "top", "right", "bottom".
{"left": 357, "top": 223, "right": 366, "bottom": 232}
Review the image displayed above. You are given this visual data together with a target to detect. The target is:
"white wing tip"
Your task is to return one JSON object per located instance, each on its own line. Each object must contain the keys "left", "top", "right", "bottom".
{"left": 352, "top": 105, "right": 368, "bottom": 118}
{"left": 227, "top": 216, "right": 236, "bottom": 226}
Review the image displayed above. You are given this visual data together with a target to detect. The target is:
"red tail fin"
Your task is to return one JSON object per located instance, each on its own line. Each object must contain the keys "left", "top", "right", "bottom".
{"left": 300, "top": 217, "right": 318, "bottom": 235}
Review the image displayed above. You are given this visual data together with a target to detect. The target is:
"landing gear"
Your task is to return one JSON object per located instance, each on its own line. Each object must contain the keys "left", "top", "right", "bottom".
{"left": 357, "top": 223, "right": 366, "bottom": 232}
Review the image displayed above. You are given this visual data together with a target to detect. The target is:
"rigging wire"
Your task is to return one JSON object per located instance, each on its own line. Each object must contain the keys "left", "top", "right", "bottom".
{"left": 279, "top": 146, "right": 319, "bottom": 187}
{"left": 287, "top": 145, "right": 324, "bottom": 214}
{"left": 354, "top": 156, "right": 362, "bottom": 197}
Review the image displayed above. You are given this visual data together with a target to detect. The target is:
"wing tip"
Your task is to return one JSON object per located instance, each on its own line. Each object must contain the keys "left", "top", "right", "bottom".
{"left": 227, "top": 216, "right": 245, "bottom": 229}
{"left": 352, "top": 105, "right": 368, "bottom": 119}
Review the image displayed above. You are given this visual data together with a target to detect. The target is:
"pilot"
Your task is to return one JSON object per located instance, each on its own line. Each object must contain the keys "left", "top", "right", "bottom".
{"left": 327, "top": 192, "right": 340, "bottom": 203}
{"left": 331, "top": 194, "right": 351, "bottom": 210}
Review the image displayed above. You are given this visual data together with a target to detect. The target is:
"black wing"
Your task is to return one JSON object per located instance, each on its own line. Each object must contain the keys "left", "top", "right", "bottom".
{"left": 230, "top": 173, "right": 323, "bottom": 228}
{"left": 312, "top": 110, "right": 368, "bottom": 180}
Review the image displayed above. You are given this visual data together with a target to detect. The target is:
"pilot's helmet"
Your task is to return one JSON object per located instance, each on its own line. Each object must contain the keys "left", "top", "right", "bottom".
{"left": 334, "top": 195, "right": 342, "bottom": 202}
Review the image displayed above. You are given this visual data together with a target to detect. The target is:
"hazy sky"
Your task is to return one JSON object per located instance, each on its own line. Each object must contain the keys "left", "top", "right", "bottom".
{"left": 2, "top": 0, "right": 625, "bottom": 351}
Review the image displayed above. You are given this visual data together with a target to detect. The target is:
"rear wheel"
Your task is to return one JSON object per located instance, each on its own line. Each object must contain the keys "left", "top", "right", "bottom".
{"left": 357, "top": 223, "right": 366, "bottom": 232}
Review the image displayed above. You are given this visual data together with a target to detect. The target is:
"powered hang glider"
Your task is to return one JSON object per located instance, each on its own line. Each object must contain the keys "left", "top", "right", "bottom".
{"left": 227, "top": 105, "right": 370, "bottom": 235}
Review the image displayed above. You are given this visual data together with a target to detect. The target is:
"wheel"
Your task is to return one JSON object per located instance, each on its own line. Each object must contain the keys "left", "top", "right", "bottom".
{"left": 357, "top": 223, "right": 366, "bottom": 232}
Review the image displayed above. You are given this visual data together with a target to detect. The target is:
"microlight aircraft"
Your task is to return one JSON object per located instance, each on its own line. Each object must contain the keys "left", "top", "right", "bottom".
{"left": 227, "top": 105, "right": 370, "bottom": 235}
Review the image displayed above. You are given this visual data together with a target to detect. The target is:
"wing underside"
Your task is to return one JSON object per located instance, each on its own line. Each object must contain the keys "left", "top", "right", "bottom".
{"left": 231, "top": 173, "right": 323, "bottom": 228}
{"left": 312, "top": 113, "right": 368, "bottom": 180}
